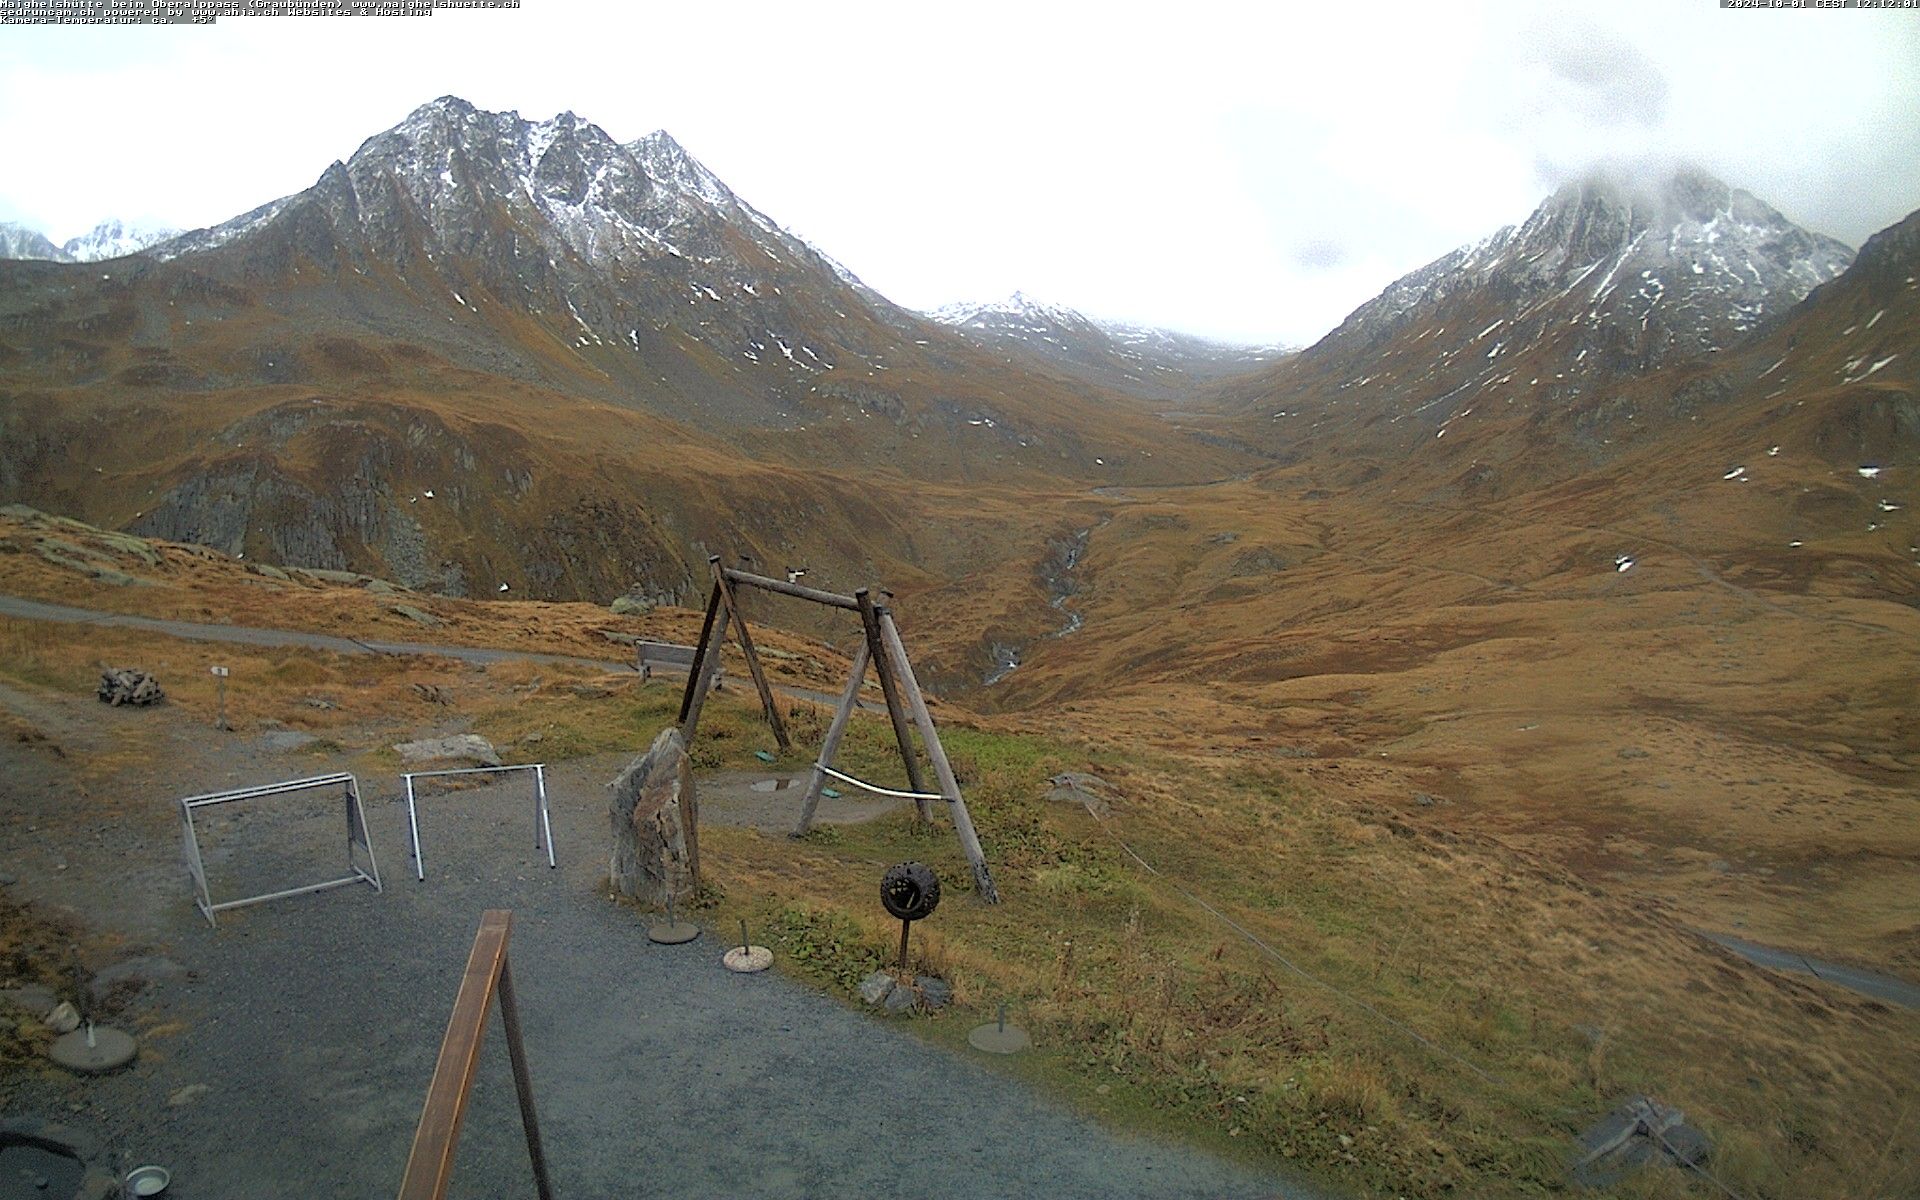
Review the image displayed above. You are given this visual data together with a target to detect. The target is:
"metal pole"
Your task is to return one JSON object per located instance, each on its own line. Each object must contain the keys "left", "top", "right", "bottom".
{"left": 897, "top": 918, "right": 912, "bottom": 979}
{"left": 206, "top": 874, "right": 367, "bottom": 912}
{"left": 535, "top": 767, "right": 555, "bottom": 869}
{"left": 407, "top": 776, "right": 425, "bottom": 882}
{"left": 349, "top": 778, "right": 382, "bottom": 891}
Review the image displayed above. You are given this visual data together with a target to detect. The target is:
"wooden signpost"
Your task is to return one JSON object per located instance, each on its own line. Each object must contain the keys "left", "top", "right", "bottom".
{"left": 210, "top": 664, "right": 230, "bottom": 730}
{"left": 677, "top": 557, "right": 999, "bottom": 903}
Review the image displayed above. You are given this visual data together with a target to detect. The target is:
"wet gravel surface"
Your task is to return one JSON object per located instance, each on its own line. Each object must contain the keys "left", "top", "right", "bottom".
{"left": 1, "top": 718, "right": 1321, "bottom": 1199}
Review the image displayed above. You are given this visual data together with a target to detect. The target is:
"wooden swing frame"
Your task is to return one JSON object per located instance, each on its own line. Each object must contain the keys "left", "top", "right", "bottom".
{"left": 677, "top": 556, "right": 999, "bottom": 903}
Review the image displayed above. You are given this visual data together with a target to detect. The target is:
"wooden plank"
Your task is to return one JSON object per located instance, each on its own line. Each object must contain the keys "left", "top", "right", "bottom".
{"left": 677, "top": 580, "right": 724, "bottom": 723}
{"left": 875, "top": 606, "right": 1000, "bottom": 903}
{"left": 711, "top": 558, "right": 791, "bottom": 752}
{"left": 636, "top": 642, "right": 698, "bottom": 666}
{"left": 496, "top": 956, "right": 555, "bottom": 1200}
{"left": 857, "top": 588, "right": 930, "bottom": 819}
{"left": 397, "top": 910, "right": 512, "bottom": 1200}
{"left": 720, "top": 567, "right": 859, "bottom": 610}
{"left": 793, "top": 639, "right": 870, "bottom": 836}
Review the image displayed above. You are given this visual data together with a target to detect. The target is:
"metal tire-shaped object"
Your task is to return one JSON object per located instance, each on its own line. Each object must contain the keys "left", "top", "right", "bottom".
{"left": 881, "top": 861, "right": 941, "bottom": 922}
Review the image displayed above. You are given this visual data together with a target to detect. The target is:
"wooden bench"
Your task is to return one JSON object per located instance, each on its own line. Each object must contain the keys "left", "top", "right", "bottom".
{"left": 634, "top": 640, "right": 719, "bottom": 686}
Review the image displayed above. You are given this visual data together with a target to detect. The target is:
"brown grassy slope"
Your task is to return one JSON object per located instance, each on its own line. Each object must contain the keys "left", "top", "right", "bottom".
{"left": 0, "top": 506, "right": 858, "bottom": 692}
{"left": 967, "top": 256, "right": 1918, "bottom": 982}
{"left": 0, "top": 247, "right": 1255, "bottom": 606}
{"left": 2, "top": 505, "right": 1917, "bottom": 1198}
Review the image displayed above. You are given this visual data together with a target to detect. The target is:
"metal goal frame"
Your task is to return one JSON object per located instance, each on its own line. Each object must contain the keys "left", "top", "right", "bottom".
{"left": 178, "top": 772, "right": 382, "bottom": 929}
{"left": 402, "top": 763, "right": 555, "bottom": 882}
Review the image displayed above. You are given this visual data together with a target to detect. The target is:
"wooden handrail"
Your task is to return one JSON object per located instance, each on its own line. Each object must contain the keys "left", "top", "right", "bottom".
{"left": 397, "top": 910, "right": 554, "bottom": 1200}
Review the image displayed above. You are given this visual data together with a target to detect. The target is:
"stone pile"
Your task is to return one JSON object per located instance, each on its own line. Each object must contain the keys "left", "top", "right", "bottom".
{"left": 97, "top": 667, "right": 163, "bottom": 706}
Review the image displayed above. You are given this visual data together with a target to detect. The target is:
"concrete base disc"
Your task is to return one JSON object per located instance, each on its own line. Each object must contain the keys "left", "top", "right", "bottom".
{"left": 723, "top": 945, "right": 773, "bottom": 973}
{"left": 49, "top": 1025, "right": 138, "bottom": 1074}
{"left": 968, "top": 1023, "right": 1032, "bottom": 1054}
{"left": 648, "top": 921, "right": 701, "bottom": 945}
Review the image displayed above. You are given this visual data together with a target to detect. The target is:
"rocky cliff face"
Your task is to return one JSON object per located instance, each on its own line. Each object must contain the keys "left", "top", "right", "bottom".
{"left": 0, "top": 222, "right": 71, "bottom": 262}
{"left": 0, "top": 97, "right": 1241, "bottom": 602}
{"left": 1326, "top": 167, "right": 1852, "bottom": 372}
{"left": 1214, "top": 166, "right": 1857, "bottom": 463}
{"left": 150, "top": 97, "right": 900, "bottom": 429}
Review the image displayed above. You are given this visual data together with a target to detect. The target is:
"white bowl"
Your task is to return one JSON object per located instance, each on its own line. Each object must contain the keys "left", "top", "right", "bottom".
{"left": 126, "top": 1164, "right": 171, "bottom": 1197}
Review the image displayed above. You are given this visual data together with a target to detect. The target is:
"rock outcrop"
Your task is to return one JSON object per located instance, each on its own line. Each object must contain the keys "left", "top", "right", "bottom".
{"left": 608, "top": 726, "right": 700, "bottom": 907}
{"left": 393, "top": 733, "right": 501, "bottom": 768}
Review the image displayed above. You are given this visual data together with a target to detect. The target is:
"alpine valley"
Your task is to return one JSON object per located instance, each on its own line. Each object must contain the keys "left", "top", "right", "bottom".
{"left": 2, "top": 96, "right": 1917, "bottom": 1199}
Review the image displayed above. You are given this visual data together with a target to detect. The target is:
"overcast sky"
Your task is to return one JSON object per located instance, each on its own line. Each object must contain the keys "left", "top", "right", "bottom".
{"left": 1, "top": 1, "right": 1915, "bottom": 344}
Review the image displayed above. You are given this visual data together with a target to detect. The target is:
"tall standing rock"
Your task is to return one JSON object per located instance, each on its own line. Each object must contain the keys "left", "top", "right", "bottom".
{"left": 608, "top": 726, "right": 700, "bottom": 907}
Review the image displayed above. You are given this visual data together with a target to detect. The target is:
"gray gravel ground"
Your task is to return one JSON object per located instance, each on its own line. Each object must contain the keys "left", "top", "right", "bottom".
{"left": 1, "top": 716, "right": 1330, "bottom": 1199}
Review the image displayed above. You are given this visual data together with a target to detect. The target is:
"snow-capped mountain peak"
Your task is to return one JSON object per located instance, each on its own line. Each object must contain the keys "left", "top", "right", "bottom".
{"left": 62, "top": 218, "right": 183, "bottom": 262}
{"left": 0, "top": 221, "right": 73, "bottom": 262}
{"left": 926, "top": 290, "right": 1288, "bottom": 399}
{"left": 0, "top": 218, "right": 179, "bottom": 263}
{"left": 628, "top": 129, "right": 737, "bottom": 211}
{"left": 928, "top": 291, "right": 1094, "bottom": 333}
{"left": 1325, "top": 164, "right": 1852, "bottom": 368}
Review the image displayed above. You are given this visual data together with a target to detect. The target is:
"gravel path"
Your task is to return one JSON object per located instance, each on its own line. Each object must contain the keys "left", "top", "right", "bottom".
{"left": 0, "top": 592, "right": 637, "bottom": 672}
{"left": 0, "top": 715, "right": 1325, "bottom": 1199}
{"left": 1692, "top": 930, "right": 1920, "bottom": 1010}
{"left": 0, "top": 592, "right": 864, "bottom": 711}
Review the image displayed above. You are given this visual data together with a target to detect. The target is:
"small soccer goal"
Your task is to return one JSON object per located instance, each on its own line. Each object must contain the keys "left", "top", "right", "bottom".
{"left": 178, "top": 772, "right": 382, "bottom": 929}
{"left": 402, "top": 763, "right": 556, "bottom": 882}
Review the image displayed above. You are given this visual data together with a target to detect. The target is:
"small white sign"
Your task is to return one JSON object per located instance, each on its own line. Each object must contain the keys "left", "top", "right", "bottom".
{"left": 210, "top": 666, "right": 230, "bottom": 678}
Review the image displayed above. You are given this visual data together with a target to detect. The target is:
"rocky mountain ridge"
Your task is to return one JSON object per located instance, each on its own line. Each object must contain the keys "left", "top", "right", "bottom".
{"left": 0, "top": 218, "right": 182, "bottom": 263}
{"left": 0, "top": 97, "right": 1248, "bottom": 614}
{"left": 1213, "top": 165, "right": 1860, "bottom": 464}
{"left": 928, "top": 290, "right": 1288, "bottom": 401}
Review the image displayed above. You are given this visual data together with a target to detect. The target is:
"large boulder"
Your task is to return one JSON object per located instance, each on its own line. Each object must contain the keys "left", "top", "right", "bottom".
{"left": 1046, "top": 771, "right": 1112, "bottom": 818}
{"left": 608, "top": 726, "right": 700, "bottom": 907}
{"left": 393, "top": 734, "right": 501, "bottom": 768}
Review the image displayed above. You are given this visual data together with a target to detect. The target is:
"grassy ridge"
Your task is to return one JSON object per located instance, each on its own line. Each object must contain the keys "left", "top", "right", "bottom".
{"left": 4, "top": 512, "right": 1916, "bottom": 1197}
{"left": 674, "top": 698, "right": 1920, "bottom": 1199}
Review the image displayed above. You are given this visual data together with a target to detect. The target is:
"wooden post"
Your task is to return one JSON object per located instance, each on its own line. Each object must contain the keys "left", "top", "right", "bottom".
{"left": 720, "top": 567, "right": 860, "bottom": 610}
{"left": 678, "top": 580, "right": 724, "bottom": 724}
{"left": 494, "top": 956, "right": 553, "bottom": 1200}
{"left": 793, "top": 639, "right": 870, "bottom": 837}
{"left": 679, "top": 601, "right": 730, "bottom": 744}
{"left": 709, "top": 557, "right": 791, "bottom": 752}
{"left": 875, "top": 605, "right": 999, "bottom": 903}
{"left": 856, "top": 588, "right": 930, "bottom": 821}
{"left": 397, "top": 910, "right": 554, "bottom": 1200}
